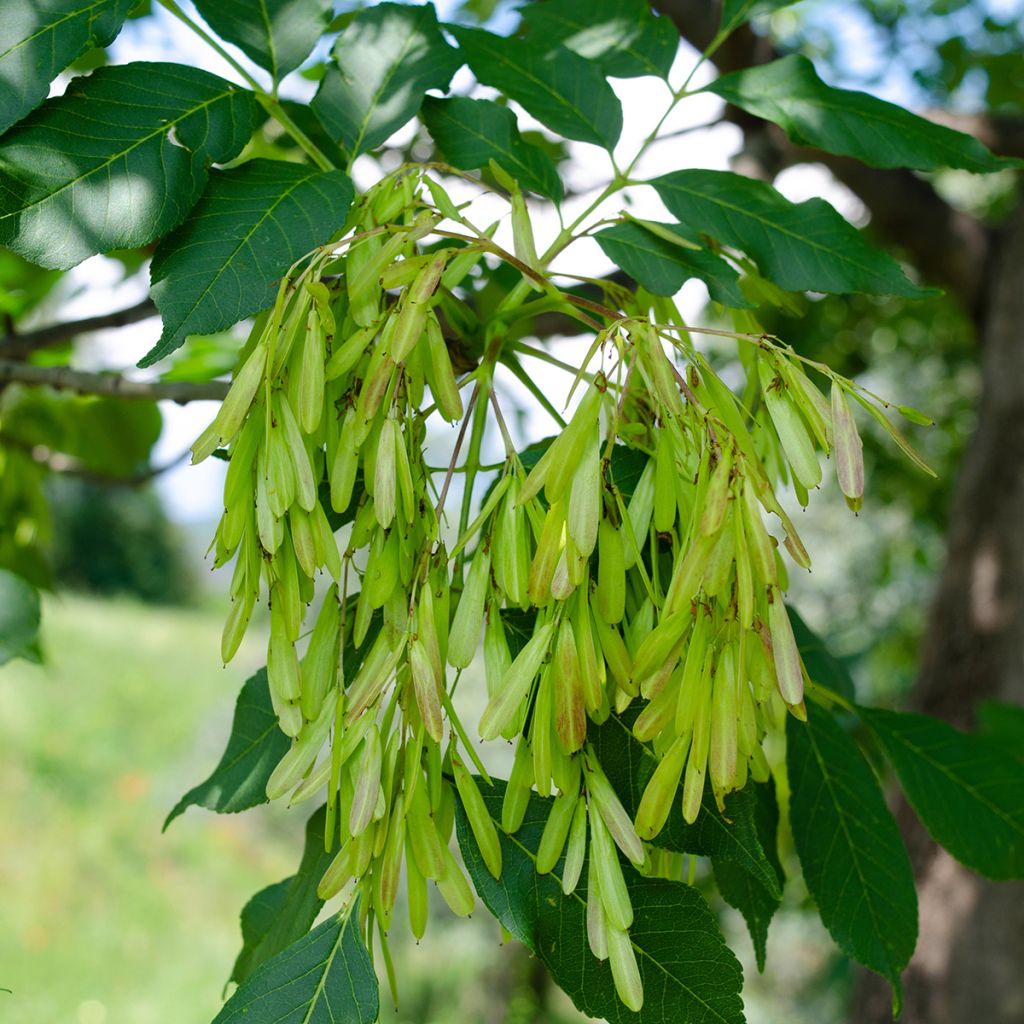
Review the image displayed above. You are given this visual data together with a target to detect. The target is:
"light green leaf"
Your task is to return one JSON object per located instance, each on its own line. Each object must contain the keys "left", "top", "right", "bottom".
{"left": 164, "top": 668, "right": 290, "bottom": 828}
{"left": 590, "top": 709, "right": 782, "bottom": 898}
{"left": 457, "top": 780, "right": 747, "bottom": 1024}
{"left": 232, "top": 805, "right": 335, "bottom": 984}
{"left": 193, "top": 0, "right": 332, "bottom": 82}
{"left": 712, "top": 780, "right": 783, "bottom": 972}
{"left": 0, "top": 390, "right": 161, "bottom": 477}
{"left": 421, "top": 96, "right": 563, "bottom": 202}
{"left": 718, "top": 1, "right": 800, "bottom": 38}
{"left": 0, "top": 63, "right": 259, "bottom": 269}
{"left": 0, "top": 0, "right": 133, "bottom": 135}
{"left": 312, "top": 2, "right": 459, "bottom": 161}
{"left": 143, "top": 160, "right": 354, "bottom": 367}
{"left": 595, "top": 220, "right": 752, "bottom": 307}
{"left": 451, "top": 26, "right": 623, "bottom": 151}
{"left": 0, "top": 568, "right": 42, "bottom": 666}
{"left": 212, "top": 910, "right": 377, "bottom": 1024}
{"left": 652, "top": 169, "right": 934, "bottom": 298}
{"left": 787, "top": 704, "right": 917, "bottom": 1002}
{"left": 518, "top": 0, "right": 678, "bottom": 80}
{"left": 859, "top": 707, "right": 1024, "bottom": 881}
{"left": 707, "top": 55, "right": 1021, "bottom": 174}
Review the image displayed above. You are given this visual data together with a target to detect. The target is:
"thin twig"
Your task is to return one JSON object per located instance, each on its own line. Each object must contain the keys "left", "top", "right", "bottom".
{"left": 0, "top": 299, "right": 158, "bottom": 358}
{"left": 434, "top": 383, "right": 480, "bottom": 521}
{"left": 2, "top": 435, "right": 192, "bottom": 487}
{"left": 0, "top": 360, "right": 228, "bottom": 403}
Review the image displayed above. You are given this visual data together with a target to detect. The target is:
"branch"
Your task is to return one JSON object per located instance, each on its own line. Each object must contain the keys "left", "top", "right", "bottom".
{"left": 651, "top": 0, "right": 993, "bottom": 312}
{"left": 0, "top": 360, "right": 228, "bottom": 403}
{"left": 2, "top": 434, "right": 192, "bottom": 487}
{"left": 0, "top": 298, "right": 158, "bottom": 358}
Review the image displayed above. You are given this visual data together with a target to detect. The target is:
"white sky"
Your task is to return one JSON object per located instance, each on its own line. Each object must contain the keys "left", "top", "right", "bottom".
{"left": 42, "top": 0, "right": 863, "bottom": 522}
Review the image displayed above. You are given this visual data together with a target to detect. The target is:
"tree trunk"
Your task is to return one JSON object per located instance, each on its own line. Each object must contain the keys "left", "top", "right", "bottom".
{"left": 853, "top": 194, "right": 1024, "bottom": 1023}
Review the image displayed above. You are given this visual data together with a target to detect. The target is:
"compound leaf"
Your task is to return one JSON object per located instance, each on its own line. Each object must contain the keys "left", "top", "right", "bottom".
{"left": 421, "top": 96, "right": 563, "bottom": 201}
{"left": 0, "top": 0, "right": 133, "bottom": 135}
{"left": 144, "top": 160, "right": 354, "bottom": 366}
{"left": 213, "top": 910, "right": 377, "bottom": 1024}
{"left": 451, "top": 26, "right": 622, "bottom": 151}
{"left": 708, "top": 55, "right": 1022, "bottom": 174}
{"left": 232, "top": 805, "right": 336, "bottom": 984}
{"left": 312, "top": 2, "right": 459, "bottom": 160}
{"left": 787, "top": 704, "right": 917, "bottom": 1005}
{"left": 519, "top": 0, "right": 678, "bottom": 80}
{"left": 164, "top": 668, "right": 290, "bottom": 828}
{"left": 595, "top": 220, "right": 751, "bottom": 307}
{"left": 860, "top": 706, "right": 1024, "bottom": 881}
{"left": 712, "top": 780, "right": 783, "bottom": 971}
{"left": 0, "top": 63, "right": 259, "bottom": 269}
{"left": 652, "top": 169, "right": 934, "bottom": 298}
{"left": 193, "top": 0, "right": 333, "bottom": 82}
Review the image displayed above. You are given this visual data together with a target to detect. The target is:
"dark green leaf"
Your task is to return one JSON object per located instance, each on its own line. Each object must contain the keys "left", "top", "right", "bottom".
{"left": 312, "top": 2, "right": 459, "bottom": 160}
{"left": 213, "top": 910, "right": 378, "bottom": 1024}
{"left": 590, "top": 710, "right": 782, "bottom": 898}
{"left": 143, "top": 160, "right": 354, "bottom": 366}
{"left": 595, "top": 221, "right": 752, "bottom": 307}
{"left": 718, "top": 1, "right": 800, "bottom": 38}
{"left": 859, "top": 707, "right": 1024, "bottom": 881}
{"left": 712, "top": 780, "right": 783, "bottom": 971}
{"left": 193, "top": 0, "right": 332, "bottom": 82}
{"left": 276, "top": 99, "right": 348, "bottom": 168}
{"left": 788, "top": 606, "right": 856, "bottom": 702}
{"left": 457, "top": 781, "right": 746, "bottom": 1024}
{"left": 450, "top": 26, "right": 622, "bottom": 151}
{"left": 164, "top": 668, "right": 290, "bottom": 828}
{"left": 0, "top": 568, "right": 41, "bottom": 666}
{"left": 0, "top": 63, "right": 259, "bottom": 269}
{"left": 232, "top": 805, "right": 335, "bottom": 984}
{"left": 421, "top": 96, "right": 563, "bottom": 202}
{"left": 976, "top": 700, "right": 1024, "bottom": 762}
{"left": 787, "top": 704, "right": 917, "bottom": 1001}
{"left": 707, "top": 56, "right": 1022, "bottom": 174}
{"left": 652, "top": 170, "right": 934, "bottom": 298}
{"left": 518, "top": 0, "right": 678, "bottom": 80}
{"left": 0, "top": 0, "right": 133, "bottom": 135}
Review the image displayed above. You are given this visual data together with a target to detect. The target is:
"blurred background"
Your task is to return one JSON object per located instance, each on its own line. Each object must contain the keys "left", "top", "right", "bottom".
{"left": 1, "top": 0, "right": 1021, "bottom": 1022}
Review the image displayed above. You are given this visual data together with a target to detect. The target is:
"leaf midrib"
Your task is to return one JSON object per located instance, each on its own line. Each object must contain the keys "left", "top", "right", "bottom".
{"left": 872, "top": 716, "right": 1024, "bottom": 838}
{"left": 0, "top": 85, "right": 240, "bottom": 224}
{"left": 0, "top": 0, "right": 110, "bottom": 62}
{"left": 801, "top": 718, "right": 901, "bottom": 978}
{"left": 345, "top": 12, "right": 429, "bottom": 162}
{"left": 712, "top": 56, "right": 1001, "bottom": 168}
{"left": 162, "top": 167, "right": 326, "bottom": 344}
{"left": 655, "top": 173, "right": 897, "bottom": 281}
{"left": 464, "top": 32, "right": 610, "bottom": 146}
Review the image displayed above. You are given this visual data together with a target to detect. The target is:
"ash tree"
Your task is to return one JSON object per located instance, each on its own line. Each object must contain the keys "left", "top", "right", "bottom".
{"left": 0, "top": 2, "right": 1021, "bottom": 1022}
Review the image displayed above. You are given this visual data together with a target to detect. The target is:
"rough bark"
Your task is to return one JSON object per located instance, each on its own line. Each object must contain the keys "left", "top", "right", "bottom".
{"left": 851, "top": 192, "right": 1024, "bottom": 1024}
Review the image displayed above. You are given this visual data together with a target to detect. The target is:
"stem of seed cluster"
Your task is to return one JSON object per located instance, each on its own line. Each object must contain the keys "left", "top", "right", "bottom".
{"left": 434, "top": 382, "right": 479, "bottom": 522}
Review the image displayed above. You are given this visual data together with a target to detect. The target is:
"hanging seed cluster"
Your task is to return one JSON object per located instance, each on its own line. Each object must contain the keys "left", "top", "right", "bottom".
{"left": 193, "top": 168, "right": 897, "bottom": 1013}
